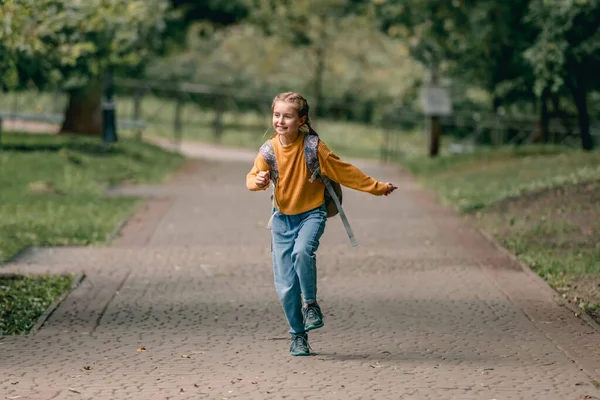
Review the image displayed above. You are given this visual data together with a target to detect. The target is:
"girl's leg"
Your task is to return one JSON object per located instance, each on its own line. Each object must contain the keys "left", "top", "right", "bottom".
{"left": 292, "top": 206, "right": 327, "bottom": 306}
{"left": 271, "top": 213, "right": 305, "bottom": 335}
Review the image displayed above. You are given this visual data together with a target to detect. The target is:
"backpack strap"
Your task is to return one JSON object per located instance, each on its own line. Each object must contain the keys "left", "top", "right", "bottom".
{"left": 303, "top": 135, "right": 358, "bottom": 247}
{"left": 259, "top": 139, "right": 279, "bottom": 229}
{"left": 259, "top": 139, "right": 278, "bottom": 183}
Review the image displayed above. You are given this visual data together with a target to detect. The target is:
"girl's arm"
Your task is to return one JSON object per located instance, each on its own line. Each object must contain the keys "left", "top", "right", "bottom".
{"left": 317, "top": 141, "right": 390, "bottom": 196}
{"left": 246, "top": 154, "right": 271, "bottom": 191}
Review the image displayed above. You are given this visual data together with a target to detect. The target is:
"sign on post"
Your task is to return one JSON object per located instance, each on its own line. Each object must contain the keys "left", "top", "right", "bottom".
{"left": 420, "top": 85, "right": 452, "bottom": 116}
{"left": 420, "top": 84, "right": 452, "bottom": 157}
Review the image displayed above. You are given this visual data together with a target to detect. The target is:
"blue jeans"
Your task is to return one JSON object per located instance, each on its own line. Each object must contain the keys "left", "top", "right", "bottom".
{"left": 271, "top": 204, "right": 327, "bottom": 335}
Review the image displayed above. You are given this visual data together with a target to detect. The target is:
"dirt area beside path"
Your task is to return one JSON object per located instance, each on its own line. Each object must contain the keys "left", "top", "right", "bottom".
{"left": 473, "top": 180, "right": 600, "bottom": 323}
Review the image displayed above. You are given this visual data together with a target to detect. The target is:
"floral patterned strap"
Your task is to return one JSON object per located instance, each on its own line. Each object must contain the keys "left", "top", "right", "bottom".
{"left": 303, "top": 134, "right": 320, "bottom": 177}
{"left": 259, "top": 139, "right": 278, "bottom": 183}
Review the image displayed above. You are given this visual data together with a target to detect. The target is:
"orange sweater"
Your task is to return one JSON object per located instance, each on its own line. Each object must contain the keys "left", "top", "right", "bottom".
{"left": 246, "top": 133, "right": 388, "bottom": 215}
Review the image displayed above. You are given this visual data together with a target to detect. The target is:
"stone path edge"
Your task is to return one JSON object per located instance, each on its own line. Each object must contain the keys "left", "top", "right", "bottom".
{"left": 29, "top": 272, "right": 85, "bottom": 335}
{"left": 402, "top": 165, "right": 600, "bottom": 333}
{"left": 0, "top": 159, "right": 197, "bottom": 266}
{"left": 105, "top": 159, "right": 201, "bottom": 246}
{"left": 476, "top": 227, "right": 600, "bottom": 333}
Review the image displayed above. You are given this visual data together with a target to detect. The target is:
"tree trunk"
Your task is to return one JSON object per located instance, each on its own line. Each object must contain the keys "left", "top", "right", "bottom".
{"left": 60, "top": 79, "right": 103, "bottom": 135}
{"left": 570, "top": 79, "right": 594, "bottom": 151}
{"left": 540, "top": 88, "right": 550, "bottom": 143}
{"left": 429, "top": 116, "right": 441, "bottom": 157}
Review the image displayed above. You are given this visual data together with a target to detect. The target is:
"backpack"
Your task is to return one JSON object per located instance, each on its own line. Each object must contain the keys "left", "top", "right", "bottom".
{"left": 259, "top": 134, "right": 358, "bottom": 247}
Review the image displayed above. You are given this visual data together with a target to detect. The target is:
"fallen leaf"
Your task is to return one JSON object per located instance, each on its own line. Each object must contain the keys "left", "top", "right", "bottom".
{"left": 137, "top": 347, "right": 147, "bottom": 352}
{"left": 181, "top": 354, "right": 190, "bottom": 358}
{"left": 68, "top": 388, "right": 81, "bottom": 394}
{"left": 83, "top": 366, "right": 92, "bottom": 371}
{"left": 28, "top": 181, "right": 55, "bottom": 194}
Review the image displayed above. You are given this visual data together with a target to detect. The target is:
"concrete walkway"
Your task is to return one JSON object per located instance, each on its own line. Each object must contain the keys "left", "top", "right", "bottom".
{"left": 1, "top": 141, "right": 599, "bottom": 400}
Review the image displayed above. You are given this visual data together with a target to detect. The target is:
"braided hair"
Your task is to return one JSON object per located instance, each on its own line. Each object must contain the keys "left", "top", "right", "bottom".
{"left": 271, "top": 92, "right": 318, "bottom": 136}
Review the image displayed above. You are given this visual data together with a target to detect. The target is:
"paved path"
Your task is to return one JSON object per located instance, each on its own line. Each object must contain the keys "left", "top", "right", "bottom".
{"left": 1, "top": 142, "right": 600, "bottom": 400}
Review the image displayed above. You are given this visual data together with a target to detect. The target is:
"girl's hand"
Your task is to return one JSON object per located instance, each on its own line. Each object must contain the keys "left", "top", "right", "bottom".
{"left": 256, "top": 171, "right": 271, "bottom": 188}
{"left": 383, "top": 182, "right": 397, "bottom": 196}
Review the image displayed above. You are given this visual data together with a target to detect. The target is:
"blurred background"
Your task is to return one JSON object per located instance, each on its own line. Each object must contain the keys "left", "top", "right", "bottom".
{"left": 0, "top": 1, "right": 599, "bottom": 334}
{"left": 2, "top": 0, "right": 599, "bottom": 158}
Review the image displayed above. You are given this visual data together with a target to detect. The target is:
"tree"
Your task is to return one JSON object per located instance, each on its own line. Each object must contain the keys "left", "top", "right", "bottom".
{"left": 524, "top": 0, "right": 599, "bottom": 150}
{"left": 165, "top": 0, "right": 249, "bottom": 47}
{"left": 246, "top": 0, "right": 375, "bottom": 116}
{"left": 1, "top": 0, "right": 172, "bottom": 135}
{"left": 375, "top": 1, "right": 538, "bottom": 108}
{"left": 0, "top": 0, "right": 37, "bottom": 89}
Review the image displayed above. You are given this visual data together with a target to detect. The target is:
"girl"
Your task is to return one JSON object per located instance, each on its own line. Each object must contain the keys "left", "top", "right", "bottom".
{"left": 246, "top": 92, "right": 397, "bottom": 356}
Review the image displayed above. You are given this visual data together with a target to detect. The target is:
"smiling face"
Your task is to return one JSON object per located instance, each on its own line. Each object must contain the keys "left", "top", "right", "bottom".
{"left": 272, "top": 101, "right": 306, "bottom": 141}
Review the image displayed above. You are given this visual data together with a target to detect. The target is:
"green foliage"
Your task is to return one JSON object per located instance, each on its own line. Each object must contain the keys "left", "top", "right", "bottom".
{"left": 173, "top": 0, "right": 248, "bottom": 27}
{"left": 0, "top": 274, "right": 73, "bottom": 335}
{"left": 1, "top": 0, "right": 173, "bottom": 89}
{"left": 0, "top": 133, "right": 185, "bottom": 262}
{"left": 149, "top": 0, "right": 421, "bottom": 105}
{"left": 375, "top": 1, "right": 538, "bottom": 109}
{"left": 524, "top": 0, "right": 600, "bottom": 96}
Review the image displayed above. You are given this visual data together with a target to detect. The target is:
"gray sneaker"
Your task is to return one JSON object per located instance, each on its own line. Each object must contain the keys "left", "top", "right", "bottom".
{"left": 303, "top": 303, "right": 324, "bottom": 331}
{"left": 290, "top": 333, "right": 311, "bottom": 356}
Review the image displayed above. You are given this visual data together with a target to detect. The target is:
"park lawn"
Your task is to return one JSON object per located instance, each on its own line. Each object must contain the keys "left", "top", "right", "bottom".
{"left": 0, "top": 132, "right": 185, "bottom": 262}
{"left": 0, "top": 132, "right": 184, "bottom": 334}
{"left": 402, "top": 146, "right": 600, "bottom": 323}
{"left": 0, "top": 274, "right": 73, "bottom": 335}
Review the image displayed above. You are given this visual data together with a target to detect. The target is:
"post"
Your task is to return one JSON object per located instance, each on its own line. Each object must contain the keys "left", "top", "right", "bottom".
{"left": 214, "top": 95, "right": 224, "bottom": 143}
{"left": 102, "top": 69, "right": 118, "bottom": 143}
{"left": 52, "top": 87, "right": 62, "bottom": 114}
{"left": 420, "top": 62, "right": 452, "bottom": 157}
{"left": 381, "top": 129, "right": 390, "bottom": 163}
{"left": 174, "top": 92, "right": 183, "bottom": 145}
{"left": 429, "top": 116, "right": 441, "bottom": 157}
{"left": 133, "top": 88, "right": 143, "bottom": 141}
{"left": 428, "top": 66, "right": 440, "bottom": 157}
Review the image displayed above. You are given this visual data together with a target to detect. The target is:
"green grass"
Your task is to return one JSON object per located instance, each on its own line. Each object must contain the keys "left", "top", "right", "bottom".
{"left": 403, "top": 146, "right": 600, "bottom": 322}
{"left": 0, "top": 132, "right": 185, "bottom": 262}
{"left": 402, "top": 145, "right": 600, "bottom": 212}
{"left": 0, "top": 274, "right": 73, "bottom": 335}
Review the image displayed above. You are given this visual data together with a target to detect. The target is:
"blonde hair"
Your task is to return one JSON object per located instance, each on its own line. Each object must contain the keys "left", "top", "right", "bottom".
{"left": 271, "top": 91, "right": 317, "bottom": 136}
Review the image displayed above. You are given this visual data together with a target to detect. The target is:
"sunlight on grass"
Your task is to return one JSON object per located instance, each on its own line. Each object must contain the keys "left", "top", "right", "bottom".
{"left": 0, "top": 274, "right": 73, "bottom": 335}
{"left": 0, "top": 133, "right": 184, "bottom": 262}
